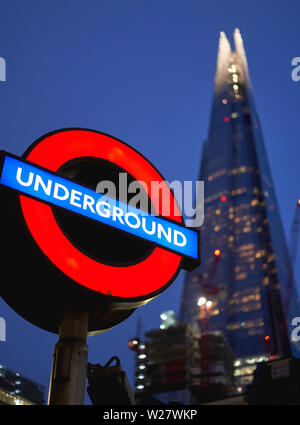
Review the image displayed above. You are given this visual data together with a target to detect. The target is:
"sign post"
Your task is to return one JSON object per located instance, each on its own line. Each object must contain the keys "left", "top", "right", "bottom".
{"left": 48, "top": 309, "right": 89, "bottom": 405}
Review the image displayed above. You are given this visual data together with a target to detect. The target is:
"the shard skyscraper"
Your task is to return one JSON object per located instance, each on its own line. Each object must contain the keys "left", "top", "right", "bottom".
{"left": 180, "top": 29, "right": 299, "bottom": 373}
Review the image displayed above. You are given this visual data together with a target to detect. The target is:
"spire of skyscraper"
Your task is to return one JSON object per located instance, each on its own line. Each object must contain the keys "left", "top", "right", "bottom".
{"left": 214, "top": 31, "right": 232, "bottom": 96}
{"left": 233, "top": 28, "right": 252, "bottom": 91}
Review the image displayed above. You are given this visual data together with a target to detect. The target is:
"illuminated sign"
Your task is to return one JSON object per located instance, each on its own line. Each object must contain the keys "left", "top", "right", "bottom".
{"left": 0, "top": 128, "right": 200, "bottom": 335}
{"left": 0, "top": 154, "right": 199, "bottom": 261}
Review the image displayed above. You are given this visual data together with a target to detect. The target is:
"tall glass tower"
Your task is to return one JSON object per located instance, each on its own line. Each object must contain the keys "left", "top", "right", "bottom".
{"left": 180, "top": 29, "right": 298, "bottom": 363}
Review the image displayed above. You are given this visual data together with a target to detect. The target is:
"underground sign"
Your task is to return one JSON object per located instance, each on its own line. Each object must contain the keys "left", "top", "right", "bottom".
{"left": 0, "top": 129, "right": 200, "bottom": 334}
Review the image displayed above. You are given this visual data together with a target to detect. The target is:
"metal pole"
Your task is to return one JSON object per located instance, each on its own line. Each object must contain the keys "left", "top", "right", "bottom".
{"left": 48, "top": 308, "right": 89, "bottom": 405}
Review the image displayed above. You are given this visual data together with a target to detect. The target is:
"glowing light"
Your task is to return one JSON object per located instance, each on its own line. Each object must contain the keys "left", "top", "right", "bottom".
{"left": 264, "top": 335, "right": 270, "bottom": 341}
{"left": 197, "top": 297, "right": 206, "bottom": 306}
{"left": 206, "top": 300, "right": 212, "bottom": 308}
{"left": 220, "top": 195, "right": 227, "bottom": 202}
{"left": 214, "top": 249, "right": 221, "bottom": 257}
{"left": 228, "top": 65, "right": 236, "bottom": 73}
{"left": 160, "top": 313, "right": 167, "bottom": 320}
{"left": 224, "top": 116, "right": 230, "bottom": 123}
{"left": 222, "top": 99, "right": 228, "bottom": 104}
{"left": 137, "top": 385, "right": 144, "bottom": 390}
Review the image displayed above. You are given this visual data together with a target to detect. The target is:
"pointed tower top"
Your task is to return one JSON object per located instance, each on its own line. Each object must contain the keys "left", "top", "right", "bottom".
{"left": 233, "top": 28, "right": 252, "bottom": 90}
{"left": 213, "top": 29, "right": 252, "bottom": 96}
{"left": 214, "top": 31, "right": 232, "bottom": 96}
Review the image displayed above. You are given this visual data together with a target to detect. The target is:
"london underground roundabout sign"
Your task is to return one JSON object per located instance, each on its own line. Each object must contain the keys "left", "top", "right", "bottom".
{"left": 0, "top": 129, "right": 200, "bottom": 334}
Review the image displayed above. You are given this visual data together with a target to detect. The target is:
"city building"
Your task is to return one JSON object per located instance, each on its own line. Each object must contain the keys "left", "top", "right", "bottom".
{"left": 205, "top": 357, "right": 300, "bottom": 405}
{"left": 246, "top": 356, "right": 300, "bottom": 404}
{"left": 134, "top": 311, "right": 234, "bottom": 404}
{"left": 180, "top": 29, "right": 299, "bottom": 390}
{"left": 134, "top": 311, "right": 194, "bottom": 404}
{"left": 0, "top": 363, "right": 45, "bottom": 405}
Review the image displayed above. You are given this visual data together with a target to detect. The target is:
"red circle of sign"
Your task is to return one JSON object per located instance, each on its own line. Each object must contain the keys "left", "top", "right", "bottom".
{"left": 20, "top": 129, "right": 182, "bottom": 298}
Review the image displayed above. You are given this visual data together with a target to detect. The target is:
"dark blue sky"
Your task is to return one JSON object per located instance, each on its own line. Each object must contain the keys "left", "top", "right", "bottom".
{"left": 0, "top": 0, "right": 299, "bottom": 402}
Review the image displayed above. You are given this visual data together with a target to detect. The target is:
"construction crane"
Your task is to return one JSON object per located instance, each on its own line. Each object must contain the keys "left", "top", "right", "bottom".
{"left": 197, "top": 249, "right": 224, "bottom": 386}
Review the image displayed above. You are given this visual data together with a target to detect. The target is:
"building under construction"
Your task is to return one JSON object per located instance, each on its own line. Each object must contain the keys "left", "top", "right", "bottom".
{"left": 132, "top": 311, "right": 234, "bottom": 404}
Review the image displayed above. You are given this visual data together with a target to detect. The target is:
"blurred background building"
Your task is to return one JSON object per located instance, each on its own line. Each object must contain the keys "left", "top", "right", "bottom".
{"left": 131, "top": 29, "right": 300, "bottom": 404}
{"left": 0, "top": 363, "right": 45, "bottom": 405}
{"left": 180, "top": 29, "right": 300, "bottom": 392}
{"left": 132, "top": 311, "right": 234, "bottom": 404}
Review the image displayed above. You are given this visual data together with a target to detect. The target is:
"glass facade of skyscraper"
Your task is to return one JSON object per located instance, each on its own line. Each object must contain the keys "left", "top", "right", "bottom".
{"left": 180, "top": 29, "right": 299, "bottom": 362}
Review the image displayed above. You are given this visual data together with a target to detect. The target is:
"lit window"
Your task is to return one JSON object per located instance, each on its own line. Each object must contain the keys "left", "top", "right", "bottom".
{"left": 263, "top": 277, "right": 269, "bottom": 286}
{"left": 251, "top": 199, "right": 259, "bottom": 206}
{"left": 136, "top": 385, "right": 144, "bottom": 390}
